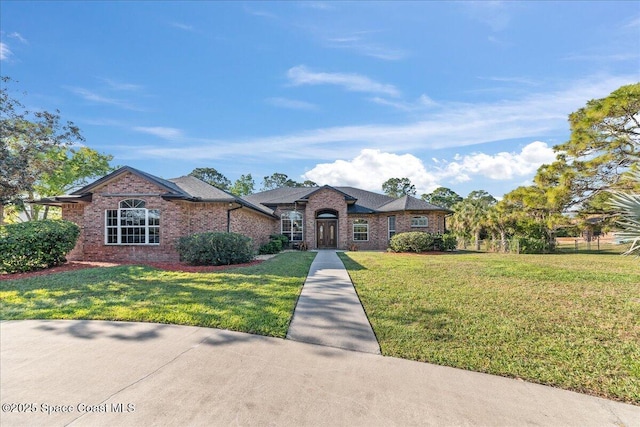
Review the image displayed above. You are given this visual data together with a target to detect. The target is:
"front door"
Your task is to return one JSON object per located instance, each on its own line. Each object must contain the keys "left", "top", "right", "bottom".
{"left": 316, "top": 220, "right": 337, "bottom": 248}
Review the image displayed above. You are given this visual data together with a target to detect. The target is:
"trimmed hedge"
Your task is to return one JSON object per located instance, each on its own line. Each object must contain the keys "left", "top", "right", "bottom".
{"left": 389, "top": 232, "right": 451, "bottom": 253}
{"left": 176, "top": 232, "right": 254, "bottom": 266}
{"left": 0, "top": 219, "right": 80, "bottom": 274}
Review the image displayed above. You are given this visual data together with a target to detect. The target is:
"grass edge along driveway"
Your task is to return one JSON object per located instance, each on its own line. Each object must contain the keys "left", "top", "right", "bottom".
{"left": 0, "top": 252, "right": 317, "bottom": 338}
{"left": 338, "top": 251, "right": 640, "bottom": 405}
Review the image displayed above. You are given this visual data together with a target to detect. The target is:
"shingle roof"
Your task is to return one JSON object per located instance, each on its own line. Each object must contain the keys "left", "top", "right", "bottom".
{"left": 168, "top": 176, "right": 236, "bottom": 201}
{"left": 50, "top": 166, "right": 449, "bottom": 215}
{"left": 244, "top": 185, "right": 451, "bottom": 213}
{"left": 377, "top": 194, "right": 448, "bottom": 212}
{"left": 64, "top": 166, "right": 275, "bottom": 217}
{"left": 70, "top": 166, "right": 185, "bottom": 197}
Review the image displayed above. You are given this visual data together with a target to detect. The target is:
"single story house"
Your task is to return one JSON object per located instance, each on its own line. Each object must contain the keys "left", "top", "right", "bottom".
{"left": 38, "top": 166, "right": 452, "bottom": 262}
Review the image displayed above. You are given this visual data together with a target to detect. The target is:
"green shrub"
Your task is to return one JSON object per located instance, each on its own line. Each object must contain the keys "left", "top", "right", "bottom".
{"left": 176, "top": 232, "right": 254, "bottom": 265}
{"left": 259, "top": 239, "right": 282, "bottom": 255}
{"left": 0, "top": 219, "right": 80, "bottom": 274}
{"left": 269, "top": 234, "right": 289, "bottom": 247}
{"left": 389, "top": 232, "right": 446, "bottom": 253}
{"left": 442, "top": 233, "right": 458, "bottom": 251}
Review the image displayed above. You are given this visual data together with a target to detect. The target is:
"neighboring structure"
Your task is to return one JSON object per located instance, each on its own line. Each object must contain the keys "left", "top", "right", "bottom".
{"left": 37, "top": 166, "right": 452, "bottom": 262}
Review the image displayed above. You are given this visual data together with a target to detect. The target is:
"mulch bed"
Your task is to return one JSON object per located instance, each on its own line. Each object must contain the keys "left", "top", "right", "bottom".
{"left": 0, "top": 259, "right": 264, "bottom": 281}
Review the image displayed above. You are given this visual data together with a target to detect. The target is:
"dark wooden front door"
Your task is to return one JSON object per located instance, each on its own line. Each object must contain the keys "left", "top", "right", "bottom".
{"left": 316, "top": 220, "right": 337, "bottom": 248}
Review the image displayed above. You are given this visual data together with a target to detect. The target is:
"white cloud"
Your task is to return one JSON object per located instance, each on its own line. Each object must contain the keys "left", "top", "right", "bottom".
{"left": 442, "top": 141, "right": 556, "bottom": 181}
{"left": 133, "top": 126, "right": 184, "bottom": 140}
{"left": 287, "top": 65, "right": 400, "bottom": 97}
{"left": 0, "top": 42, "right": 12, "bottom": 60}
{"left": 303, "top": 149, "right": 441, "bottom": 195}
{"left": 265, "top": 97, "right": 318, "bottom": 111}
{"left": 302, "top": 142, "right": 556, "bottom": 195}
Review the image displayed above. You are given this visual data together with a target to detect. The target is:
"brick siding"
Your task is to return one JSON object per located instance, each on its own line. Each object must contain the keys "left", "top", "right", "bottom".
{"left": 61, "top": 173, "right": 449, "bottom": 261}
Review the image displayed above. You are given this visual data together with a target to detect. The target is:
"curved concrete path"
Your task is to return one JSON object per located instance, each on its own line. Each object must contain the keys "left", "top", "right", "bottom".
{"left": 286, "top": 250, "right": 380, "bottom": 354}
{"left": 1, "top": 320, "right": 639, "bottom": 426}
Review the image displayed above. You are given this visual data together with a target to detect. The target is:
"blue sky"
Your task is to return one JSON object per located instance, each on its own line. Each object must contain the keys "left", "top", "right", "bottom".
{"left": 2, "top": 1, "right": 639, "bottom": 198}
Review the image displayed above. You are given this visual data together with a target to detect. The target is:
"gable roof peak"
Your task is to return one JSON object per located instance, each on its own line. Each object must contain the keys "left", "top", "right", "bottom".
{"left": 71, "top": 165, "right": 184, "bottom": 196}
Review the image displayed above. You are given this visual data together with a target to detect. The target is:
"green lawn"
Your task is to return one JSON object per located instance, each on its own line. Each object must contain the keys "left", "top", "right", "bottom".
{"left": 0, "top": 252, "right": 316, "bottom": 338}
{"left": 338, "top": 251, "right": 640, "bottom": 405}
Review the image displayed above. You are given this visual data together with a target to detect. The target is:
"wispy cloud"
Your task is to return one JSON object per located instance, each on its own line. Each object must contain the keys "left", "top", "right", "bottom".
{"left": 0, "top": 42, "right": 11, "bottom": 60}
{"left": 133, "top": 126, "right": 184, "bottom": 140}
{"left": 323, "top": 33, "right": 408, "bottom": 61}
{"left": 127, "top": 74, "right": 635, "bottom": 164}
{"left": 170, "top": 22, "right": 196, "bottom": 32}
{"left": 8, "top": 32, "right": 28, "bottom": 44}
{"left": 66, "top": 87, "right": 145, "bottom": 111}
{"left": 461, "top": 1, "right": 512, "bottom": 32}
{"left": 369, "top": 94, "right": 437, "bottom": 111}
{"left": 101, "top": 78, "right": 142, "bottom": 91}
{"left": 563, "top": 52, "right": 639, "bottom": 62}
{"left": 265, "top": 97, "right": 318, "bottom": 111}
{"left": 300, "top": 2, "right": 335, "bottom": 11}
{"left": 287, "top": 65, "right": 400, "bottom": 97}
{"left": 243, "top": 6, "right": 278, "bottom": 19}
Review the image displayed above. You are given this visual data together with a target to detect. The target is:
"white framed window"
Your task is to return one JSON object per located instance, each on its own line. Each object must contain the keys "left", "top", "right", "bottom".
{"left": 281, "top": 211, "right": 303, "bottom": 242}
{"left": 388, "top": 216, "right": 396, "bottom": 239}
{"left": 106, "top": 199, "right": 160, "bottom": 245}
{"left": 411, "top": 216, "right": 428, "bottom": 228}
{"left": 353, "top": 219, "right": 369, "bottom": 241}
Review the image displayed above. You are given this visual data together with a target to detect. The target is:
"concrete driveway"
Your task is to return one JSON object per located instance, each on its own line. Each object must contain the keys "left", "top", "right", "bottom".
{"left": 1, "top": 320, "right": 638, "bottom": 426}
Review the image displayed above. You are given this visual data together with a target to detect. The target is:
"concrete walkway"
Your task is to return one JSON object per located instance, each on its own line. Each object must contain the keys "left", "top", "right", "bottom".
{"left": 286, "top": 250, "right": 380, "bottom": 354}
{"left": 1, "top": 320, "right": 638, "bottom": 427}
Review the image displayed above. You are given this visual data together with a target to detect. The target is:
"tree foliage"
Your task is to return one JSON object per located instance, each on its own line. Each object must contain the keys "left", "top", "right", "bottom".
{"left": 1, "top": 79, "right": 83, "bottom": 201}
{"left": 421, "top": 187, "right": 462, "bottom": 209}
{"left": 189, "top": 167, "right": 232, "bottom": 190}
{"left": 261, "top": 173, "right": 317, "bottom": 191}
{"left": 382, "top": 177, "right": 416, "bottom": 198}
{"left": 230, "top": 174, "right": 255, "bottom": 196}
{"left": 549, "top": 82, "right": 640, "bottom": 210}
{"left": 1, "top": 77, "right": 86, "bottom": 223}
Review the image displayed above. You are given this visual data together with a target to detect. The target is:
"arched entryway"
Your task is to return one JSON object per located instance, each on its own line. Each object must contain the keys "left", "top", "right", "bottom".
{"left": 316, "top": 209, "right": 338, "bottom": 249}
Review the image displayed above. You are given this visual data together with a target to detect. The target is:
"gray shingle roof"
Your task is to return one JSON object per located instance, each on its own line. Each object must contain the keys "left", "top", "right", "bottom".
{"left": 59, "top": 166, "right": 449, "bottom": 215}
{"left": 245, "top": 185, "right": 451, "bottom": 213}
{"left": 168, "top": 176, "right": 236, "bottom": 201}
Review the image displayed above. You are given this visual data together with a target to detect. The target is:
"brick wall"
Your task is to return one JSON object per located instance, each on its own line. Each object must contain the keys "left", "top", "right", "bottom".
{"left": 305, "top": 189, "right": 349, "bottom": 249}
{"left": 346, "top": 211, "right": 448, "bottom": 251}
{"left": 60, "top": 172, "right": 280, "bottom": 262}
{"left": 61, "top": 203, "right": 85, "bottom": 260}
{"left": 230, "top": 207, "right": 277, "bottom": 249}
{"left": 64, "top": 172, "right": 184, "bottom": 262}
{"left": 60, "top": 172, "right": 450, "bottom": 260}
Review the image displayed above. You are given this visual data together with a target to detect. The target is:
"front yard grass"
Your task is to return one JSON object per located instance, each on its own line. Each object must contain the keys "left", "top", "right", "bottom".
{"left": 338, "top": 251, "right": 640, "bottom": 405}
{"left": 0, "top": 252, "right": 316, "bottom": 338}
